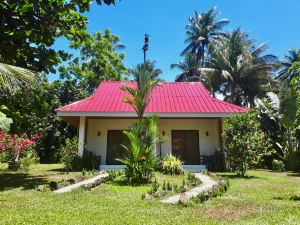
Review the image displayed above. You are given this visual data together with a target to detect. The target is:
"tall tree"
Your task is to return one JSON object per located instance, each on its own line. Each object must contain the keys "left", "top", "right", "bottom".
{"left": 199, "top": 29, "right": 277, "bottom": 107}
{"left": 144, "top": 60, "right": 162, "bottom": 80}
{"left": 122, "top": 64, "right": 160, "bottom": 119}
{"left": 171, "top": 53, "right": 203, "bottom": 82}
{"left": 181, "top": 7, "right": 229, "bottom": 63}
{"left": 276, "top": 49, "right": 300, "bottom": 82}
{"left": 59, "top": 29, "right": 128, "bottom": 94}
{"left": 0, "top": 0, "right": 116, "bottom": 74}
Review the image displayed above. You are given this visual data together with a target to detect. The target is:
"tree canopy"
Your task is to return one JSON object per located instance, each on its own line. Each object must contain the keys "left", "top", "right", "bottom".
{"left": 0, "top": 0, "right": 117, "bottom": 74}
{"left": 59, "top": 29, "right": 128, "bottom": 94}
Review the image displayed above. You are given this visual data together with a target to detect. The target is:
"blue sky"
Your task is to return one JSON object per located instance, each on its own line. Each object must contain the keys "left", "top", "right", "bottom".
{"left": 53, "top": 0, "right": 300, "bottom": 81}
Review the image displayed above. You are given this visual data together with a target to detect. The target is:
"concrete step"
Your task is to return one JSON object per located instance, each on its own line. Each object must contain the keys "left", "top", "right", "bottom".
{"left": 100, "top": 165, "right": 126, "bottom": 171}
{"left": 182, "top": 165, "right": 207, "bottom": 173}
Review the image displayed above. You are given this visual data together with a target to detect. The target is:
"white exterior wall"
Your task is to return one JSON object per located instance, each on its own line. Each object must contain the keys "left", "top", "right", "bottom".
{"left": 86, "top": 118, "right": 220, "bottom": 165}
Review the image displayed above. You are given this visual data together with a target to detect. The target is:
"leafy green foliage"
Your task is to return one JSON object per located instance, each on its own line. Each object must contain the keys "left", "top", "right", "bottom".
{"left": 149, "top": 178, "right": 159, "bottom": 194}
{"left": 0, "top": 0, "right": 117, "bottom": 74}
{"left": 0, "top": 106, "right": 12, "bottom": 131}
{"left": 118, "top": 116, "right": 161, "bottom": 184}
{"left": 122, "top": 64, "right": 161, "bottom": 119}
{"left": 272, "top": 159, "right": 285, "bottom": 171}
{"left": 223, "top": 112, "right": 272, "bottom": 176}
{"left": 276, "top": 49, "right": 300, "bottom": 81}
{"left": 60, "top": 29, "right": 128, "bottom": 94}
{"left": 200, "top": 29, "right": 277, "bottom": 106}
{"left": 161, "top": 154, "right": 184, "bottom": 175}
{"left": 171, "top": 53, "right": 203, "bottom": 82}
{"left": 60, "top": 137, "right": 81, "bottom": 171}
{"left": 0, "top": 63, "right": 36, "bottom": 93}
{"left": 20, "top": 151, "right": 39, "bottom": 172}
{"left": 0, "top": 75, "right": 88, "bottom": 163}
{"left": 186, "top": 171, "right": 196, "bottom": 183}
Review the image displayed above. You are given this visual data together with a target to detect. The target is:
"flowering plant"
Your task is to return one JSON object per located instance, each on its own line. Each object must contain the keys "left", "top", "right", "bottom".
{"left": 0, "top": 130, "right": 38, "bottom": 162}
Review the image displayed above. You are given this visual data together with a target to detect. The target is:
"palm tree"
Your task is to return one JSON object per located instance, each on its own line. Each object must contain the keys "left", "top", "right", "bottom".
{"left": 181, "top": 7, "right": 229, "bottom": 63}
{"left": 0, "top": 62, "right": 36, "bottom": 93}
{"left": 171, "top": 53, "right": 202, "bottom": 82}
{"left": 144, "top": 60, "right": 162, "bottom": 80}
{"left": 119, "top": 64, "right": 162, "bottom": 184}
{"left": 199, "top": 29, "right": 277, "bottom": 107}
{"left": 122, "top": 64, "right": 161, "bottom": 119}
{"left": 276, "top": 49, "right": 300, "bottom": 82}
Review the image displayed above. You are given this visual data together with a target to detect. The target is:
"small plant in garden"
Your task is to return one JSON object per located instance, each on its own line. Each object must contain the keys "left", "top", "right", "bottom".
{"left": 108, "top": 170, "right": 117, "bottom": 180}
{"left": 182, "top": 179, "right": 186, "bottom": 188}
{"left": 197, "top": 192, "right": 206, "bottom": 203}
{"left": 186, "top": 171, "right": 196, "bottom": 184}
{"left": 223, "top": 112, "right": 272, "bottom": 176}
{"left": 149, "top": 178, "right": 159, "bottom": 194}
{"left": 161, "top": 154, "right": 184, "bottom": 175}
{"left": 173, "top": 183, "right": 178, "bottom": 191}
{"left": 162, "top": 180, "right": 166, "bottom": 190}
{"left": 167, "top": 181, "right": 172, "bottom": 191}
{"left": 272, "top": 159, "right": 285, "bottom": 171}
{"left": 20, "top": 152, "right": 39, "bottom": 172}
{"left": 60, "top": 137, "right": 81, "bottom": 171}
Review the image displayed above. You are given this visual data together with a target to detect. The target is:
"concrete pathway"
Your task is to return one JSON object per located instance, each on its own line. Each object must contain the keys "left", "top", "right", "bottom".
{"left": 53, "top": 173, "right": 108, "bottom": 193}
{"left": 160, "top": 173, "right": 217, "bottom": 204}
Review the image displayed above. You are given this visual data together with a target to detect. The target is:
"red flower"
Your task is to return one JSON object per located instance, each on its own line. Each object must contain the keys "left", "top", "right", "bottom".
{"left": 33, "top": 134, "right": 39, "bottom": 140}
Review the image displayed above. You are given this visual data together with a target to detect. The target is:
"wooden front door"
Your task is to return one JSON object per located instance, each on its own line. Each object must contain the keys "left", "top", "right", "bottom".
{"left": 171, "top": 130, "right": 200, "bottom": 165}
{"left": 106, "top": 130, "right": 128, "bottom": 165}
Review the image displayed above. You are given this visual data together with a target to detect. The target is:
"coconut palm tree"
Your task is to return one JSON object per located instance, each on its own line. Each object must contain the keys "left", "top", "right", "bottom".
{"left": 144, "top": 60, "right": 162, "bottom": 80}
{"left": 181, "top": 7, "right": 229, "bottom": 63}
{"left": 199, "top": 29, "right": 277, "bottom": 107}
{"left": 0, "top": 62, "right": 36, "bottom": 93}
{"left": 276, "top": 49, "right": 300, "bottom": 82}
{"left": 171, "top": 53, "right": 202, "bottom": 82}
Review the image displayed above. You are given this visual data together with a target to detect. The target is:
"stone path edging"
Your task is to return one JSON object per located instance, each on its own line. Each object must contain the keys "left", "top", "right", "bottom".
{"left": 53, "top": 173, "right": 108, "bottom": 193}
{"left": 160, "top": 173, "right": 217, "bottom": 204}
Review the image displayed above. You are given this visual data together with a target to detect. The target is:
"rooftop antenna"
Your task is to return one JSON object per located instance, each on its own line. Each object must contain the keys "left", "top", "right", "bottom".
{"left": 142, "top": 34, "right": 149, "bottom": 63}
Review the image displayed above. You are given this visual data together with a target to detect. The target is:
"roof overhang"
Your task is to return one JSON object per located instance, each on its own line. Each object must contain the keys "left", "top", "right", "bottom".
{"left": 57, "top": 111, "right": 244, "bottom": 118}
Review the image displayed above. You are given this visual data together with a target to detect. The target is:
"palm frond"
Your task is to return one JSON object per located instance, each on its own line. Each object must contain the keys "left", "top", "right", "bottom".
{"left": 0, "top": 62, "right": 36, "bottom": 93}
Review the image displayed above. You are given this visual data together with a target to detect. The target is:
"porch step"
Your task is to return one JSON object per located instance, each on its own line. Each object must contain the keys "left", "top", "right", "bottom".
{"left": 100, "top": 165, "right": 126, "bottom": 171}
{"left": 182, "top": 165, "right": 207, "bottom": 173}
{"left": 100, "top": 165, "right": 207, "bottom": 172}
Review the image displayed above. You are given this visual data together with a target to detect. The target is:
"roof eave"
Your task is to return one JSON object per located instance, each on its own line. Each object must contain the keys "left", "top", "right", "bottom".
{"left": 57, "top": 111, "right": 246, "bottom": 118}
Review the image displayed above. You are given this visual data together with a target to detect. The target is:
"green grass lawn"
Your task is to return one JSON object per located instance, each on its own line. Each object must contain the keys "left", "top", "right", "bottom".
{"left": 0, "top": 164, "right": 300, "bottom": 225}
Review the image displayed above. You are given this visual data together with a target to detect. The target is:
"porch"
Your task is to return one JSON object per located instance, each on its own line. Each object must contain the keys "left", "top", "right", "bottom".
{"left": 78, "top": 117, "right": 224, "bottom": 172}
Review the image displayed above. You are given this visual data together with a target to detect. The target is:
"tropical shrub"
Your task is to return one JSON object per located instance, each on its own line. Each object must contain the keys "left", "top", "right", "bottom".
{"left": 0, "top": 131, "right": 37, "bottom": 160}
{"left": 223, "top": 112, "right": 272, "bottom": 176}
{"left": 272, "top": 159, "right": 285, "bottom": 171}
{"left": 119, "top": 115, "right": 161, "bottom": 184}
{"left": 161, "top": 154, "right": 184, "bottom": 175}
{"left": 20, "top": 151, "right": 39, "bottom": 172}
{"left": 60, "top": 137, "right": 81, "bottom": 171}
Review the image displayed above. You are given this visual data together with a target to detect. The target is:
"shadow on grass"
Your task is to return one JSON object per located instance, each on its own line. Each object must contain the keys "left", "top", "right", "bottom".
{"left": 216, "top": 174, "right": 263, "bottom": 180}
{"left": 286, "top": 172, "right": 300, "bottom": 177}
{"left": 0, "top": 173, "right": 49, "bottom": 191}
{"left": 108, "top": 178, "right": 150, "bottom": 187}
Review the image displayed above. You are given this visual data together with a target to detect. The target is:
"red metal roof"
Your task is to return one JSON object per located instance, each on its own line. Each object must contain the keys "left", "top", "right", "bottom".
{"left": 57, "top": 81, "right": 248, "bottom": 114}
